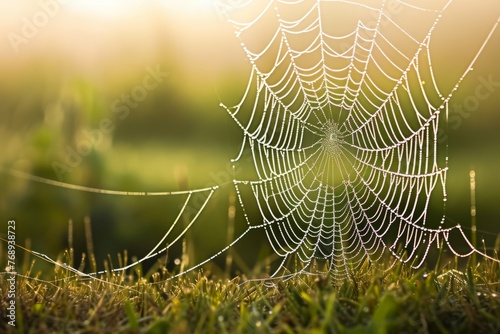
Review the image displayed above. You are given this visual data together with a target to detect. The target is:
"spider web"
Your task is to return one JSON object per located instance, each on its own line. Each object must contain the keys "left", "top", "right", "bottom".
{"left": 4, "top": 0, "right": 499, "bottom": 283}
{"left": 215, "top": 0, "right": 500, "bottom": 281}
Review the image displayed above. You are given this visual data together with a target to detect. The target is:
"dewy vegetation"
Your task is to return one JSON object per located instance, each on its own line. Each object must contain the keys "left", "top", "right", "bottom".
{"left": 1, "top": 0, "right": 500, "bottom": 332}
{"left": 0, "top": 241, "right": 499, "bottom": 333}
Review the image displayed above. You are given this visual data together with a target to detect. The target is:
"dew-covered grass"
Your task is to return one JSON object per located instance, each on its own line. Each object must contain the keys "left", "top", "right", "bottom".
{"left": 1, "top": 238, "right": 499, "bottom": 334}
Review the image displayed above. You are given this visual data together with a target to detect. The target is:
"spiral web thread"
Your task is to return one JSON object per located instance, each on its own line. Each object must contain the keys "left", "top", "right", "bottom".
{"left": 3, "top": 0, "right": 499, "bottom": 284}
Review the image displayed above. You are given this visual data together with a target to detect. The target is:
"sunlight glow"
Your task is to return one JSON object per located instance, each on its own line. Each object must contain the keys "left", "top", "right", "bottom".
{"left": 65, "top": 0, "right": 142, "bottom": 16}
{"left": 67, "top": 0, "right": 217, "bottom": 17}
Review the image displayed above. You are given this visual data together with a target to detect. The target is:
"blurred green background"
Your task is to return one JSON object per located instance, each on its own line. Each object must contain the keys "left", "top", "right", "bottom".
{"left": 0, "top": 0, "right": 499, "bottom": 274}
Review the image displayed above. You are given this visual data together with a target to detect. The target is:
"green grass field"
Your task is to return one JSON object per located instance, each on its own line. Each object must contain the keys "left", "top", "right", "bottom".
{"left": 1, "top": 241, "right": 499, "bottom": 334}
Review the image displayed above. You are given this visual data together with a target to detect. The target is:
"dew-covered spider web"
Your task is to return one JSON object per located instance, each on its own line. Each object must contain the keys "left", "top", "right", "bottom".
{"left": 5, "top": 0, "right": 500, "bottom": 283}
{"left": 213, "top": 0, "right": 500, "bottom": 280}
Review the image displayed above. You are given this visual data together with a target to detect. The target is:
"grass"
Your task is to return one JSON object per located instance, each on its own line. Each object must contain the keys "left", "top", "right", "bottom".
{"left": 1, "top": 241, "right": 499, "bottom": 334}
